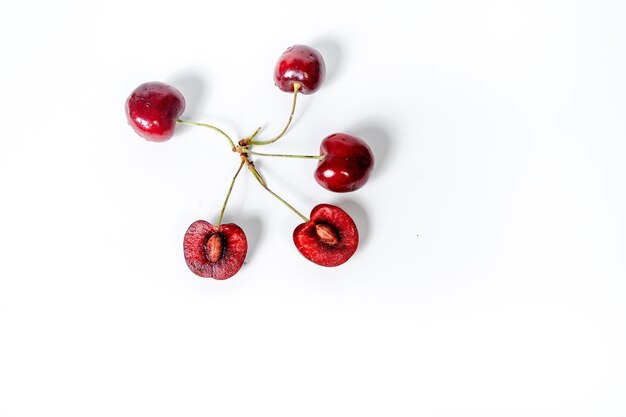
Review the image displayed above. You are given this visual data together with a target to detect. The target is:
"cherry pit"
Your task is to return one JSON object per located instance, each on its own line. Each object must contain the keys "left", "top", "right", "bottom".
{"left": 125, "top": 44, "right": 375, "bottom": 279}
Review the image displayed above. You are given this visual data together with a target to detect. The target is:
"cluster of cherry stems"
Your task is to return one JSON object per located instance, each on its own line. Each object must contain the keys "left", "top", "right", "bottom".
{"left": 125, "top": 45, "right": 375, "bottom": 279}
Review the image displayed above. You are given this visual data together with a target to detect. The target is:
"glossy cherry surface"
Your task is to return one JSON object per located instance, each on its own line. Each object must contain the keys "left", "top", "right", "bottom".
{"left": 274, "top": 45, "right": 325, "bottom": 94}
{"left": 315, "top": 133, "right": 374, "bottom": 192}
{"left": 183, "top": 221, "right": 247, "bottom": 280}
{"left": 125, "top": 81, "right": 185, "bottom": 142}
{"left": 293, "top": 204, "right": 358, "bottom": 267}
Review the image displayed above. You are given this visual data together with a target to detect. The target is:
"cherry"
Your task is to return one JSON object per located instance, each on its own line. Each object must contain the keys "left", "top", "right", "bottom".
{"left": 293, "top": 204, "right": 359, "bottom": 267}
{"left": 274, "top": 45, "right": 325, "bottom": 95}
{"left": 315, "top": 133, "right": 374, "bottom": 192}
{"left": 127, "top": 45, "right": 374, "bottom": 279}
{"left": 183, "top": 221, "right": 247, "bottom": 280}
{"left": 125, "top": 81, "right": 185, "bottom": 142}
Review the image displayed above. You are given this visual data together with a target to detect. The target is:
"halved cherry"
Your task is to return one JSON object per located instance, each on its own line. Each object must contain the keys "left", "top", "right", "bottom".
{"left": 183, "top": 221, "right": 247, "bottom": 279}
{"left": 293, "top": 204, "right": 359, "bottom": 267}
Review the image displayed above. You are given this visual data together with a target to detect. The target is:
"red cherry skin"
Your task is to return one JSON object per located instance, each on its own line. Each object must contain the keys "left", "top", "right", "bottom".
{"left": 183, "top": 221, "right": 247, "bottom": 280}
{"left": 125, "top": 81, "right": 185, "bottom": 142}
{"left": 274, "top": 45, "right": 326, "bottom": 95}
{"left": 315, "top": 133, "right": 375, "bottom": 192}
{"left": 293, "top": 204, "right": 359, "bottom": 267}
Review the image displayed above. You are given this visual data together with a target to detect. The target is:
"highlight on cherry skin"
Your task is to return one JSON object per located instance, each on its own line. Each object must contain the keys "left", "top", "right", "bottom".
{"left": 125, "top": 81, "right": 185, "bottom": 142}
{"left": 293, "top": 204, "right": 359, "bottom": 267}
{"left": 183, "top": 221, "right": 248, "bottom": 280}
{"left": 274, "top": 44, "right": 326, "bottom": 95}
{"left": 315, "top": 133, "right": 375, "bottom": 193}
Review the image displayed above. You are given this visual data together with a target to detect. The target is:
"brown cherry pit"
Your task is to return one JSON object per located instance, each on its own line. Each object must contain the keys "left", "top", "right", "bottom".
{"left": 125, "top": 44, "right": 375, "bottom": 279}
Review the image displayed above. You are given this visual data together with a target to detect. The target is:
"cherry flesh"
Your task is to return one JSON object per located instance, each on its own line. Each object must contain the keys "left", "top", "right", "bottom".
{"left": 183, "top": 221, "right": 247, "bottom": 280}
{"left": 125, "top": 81, "right": 185, "bottom": 142}
{"left": 274, "top": 45, "right": 326, "bottom": 95}
{"left": 315, "top": 133, "right": 374, "bottom": 192}
{"left": 293, "top": 204, "right": 358, "bottom": 267}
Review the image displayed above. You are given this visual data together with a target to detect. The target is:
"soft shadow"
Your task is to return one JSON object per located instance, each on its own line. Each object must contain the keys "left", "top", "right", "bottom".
{"left": 235, "top": 215, "right": 263, "bottom": 265}
{"left": 348, "top": 120, "right": 393, "bottom": 178}
{"left": 333, "top": 199, "right": 370, "bottom": 250}
{"left": 252, "top": 159, "right": 319, "bottom": 208}
{"left": 168, "top": 72, "right": 208, "bottom": 134}
{"left": 311, "top": 37, "right": 344, "bottom": 87}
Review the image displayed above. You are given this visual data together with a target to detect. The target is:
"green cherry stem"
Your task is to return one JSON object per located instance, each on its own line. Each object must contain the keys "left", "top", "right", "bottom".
{"left": 248, "top": 165, "right": 309, "bottom": 222}
{"left": 176, "top": 118, "right": 236, "bottom": 150}
{"left": 216, "top": 160, "right": 245, "bottom": 226}
{"left": 249, "top": 83, "right": 300, "bottom": 146}
{"left": 242, "top": 149, "right": 324, "bottom": 160}
{"left": 247, "top": 162, "right": 267, "bottom": 187}
{"left": 248, "top": 126, "right": 262, "bottom": 141}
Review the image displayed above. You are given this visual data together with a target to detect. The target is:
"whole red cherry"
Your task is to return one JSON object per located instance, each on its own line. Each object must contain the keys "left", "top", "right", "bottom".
{"left": 293, "top": 204, "right": 359, "bottom": 267}
{"left": 125, "top": 81, "right": 185, "bottom": 142}
{"left": 274, "top": 45, "right": 326, "bottom": 94}
{"left": 315, "top": 133, "right": 374, "bottom": 192}
{"left": 183, "top": 221, "right": 248, "bottom": 280}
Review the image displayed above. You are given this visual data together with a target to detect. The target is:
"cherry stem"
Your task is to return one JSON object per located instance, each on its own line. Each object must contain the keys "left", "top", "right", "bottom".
{"left": 247, "top": 162, "right": 267, "bottom": 187}
{"left": 248, "top": 165, "right": 309, "bottom": 222}
{"left": 243, "top": 149, "right": 324, "bottom": 160}
{"left": 249, "top": 126, "right": 262, "bottom": 141}
{"left": 176, "top": 118, "right": 236, "bottom": 150}
{"left": 249, "top": 83, "right": 300, "bottom": 146}
{"left": 217, "top": 160, "right": 245, "bottom": 226}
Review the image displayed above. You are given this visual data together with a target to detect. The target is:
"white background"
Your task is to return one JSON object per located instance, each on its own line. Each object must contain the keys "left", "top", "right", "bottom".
{"left": 1, "top": 0, "right": 626, "bottom": 415}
